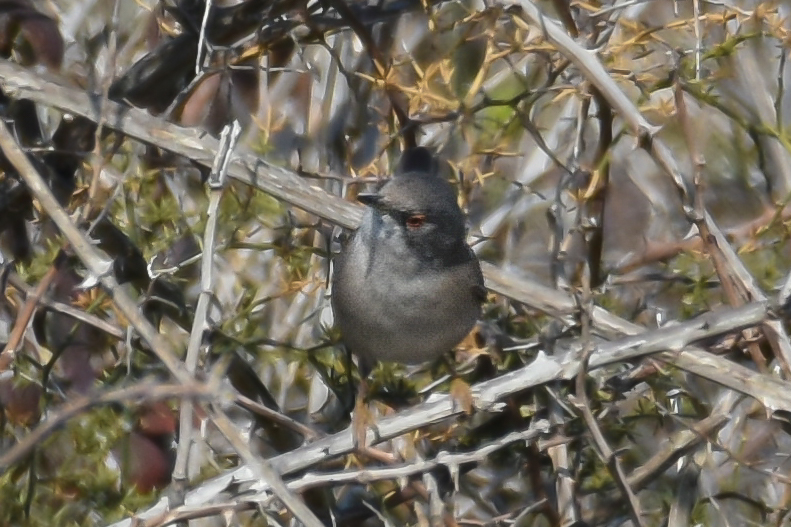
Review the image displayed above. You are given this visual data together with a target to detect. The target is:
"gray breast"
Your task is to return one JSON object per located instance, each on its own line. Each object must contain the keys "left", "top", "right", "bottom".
{"left": 332, "top": 228, "right": 481, "bottom": 365}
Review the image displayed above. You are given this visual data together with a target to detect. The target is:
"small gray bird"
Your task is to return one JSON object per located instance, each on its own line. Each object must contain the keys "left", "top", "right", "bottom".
{"left": 332, "top": 147, "right": 486, "bottom": 384}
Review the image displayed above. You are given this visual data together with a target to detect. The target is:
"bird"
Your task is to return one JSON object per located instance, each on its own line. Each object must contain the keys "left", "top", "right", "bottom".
{"left": 331, "top": 146, "right": 486, "bottom": 445}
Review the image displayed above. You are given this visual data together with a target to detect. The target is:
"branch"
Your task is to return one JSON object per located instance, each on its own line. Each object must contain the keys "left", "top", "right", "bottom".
{"left": 108, "top": 298, "right": 785, "bottom": 525}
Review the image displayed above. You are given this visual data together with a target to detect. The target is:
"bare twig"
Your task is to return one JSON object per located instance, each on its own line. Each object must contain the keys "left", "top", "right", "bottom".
{"left": 0, "top": 265, "right": 59, "bottom": 370}
{"left": 235, "top": 394, "right": 323, "bottom": 441}
{"left": 141, "top": 502, "right": 255, "bottom": 527}
{"left": 4, "top": 271, "right": 124, "bottom": 340}
{"left": 676, "top": 75, "right": 791, "bottom": 376}
{"left": 171, "top": 121, "right": 242, "bottom": 503}
{"left": 324, "top": 0, "right": 416, "bottom": 148}
{"left": 0, "top": 381, "right": 212, "bottom": 471}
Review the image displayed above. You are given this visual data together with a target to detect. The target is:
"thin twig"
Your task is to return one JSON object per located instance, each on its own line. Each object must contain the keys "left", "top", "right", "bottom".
{"left": 0, "top": 265, "right": 59, "bottom": 371}
{"left": 235, "top": 394, "right": 323, "bottom": 441}
{"left": 675, "top": 74, "right": 791, "bottom": 376}
{"left": 0, "top": 381, "right": 212, "bottom": 471}
{"left": 171, "top": 121, "right": 242, "bottom": 503}
{"left": 4, "top": 271, "right": 124, "bottom": 340}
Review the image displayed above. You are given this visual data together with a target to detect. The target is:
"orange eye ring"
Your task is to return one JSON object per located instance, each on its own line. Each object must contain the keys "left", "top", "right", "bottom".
{"left": 405, "top": 214, "right": 426, "bottom": 229}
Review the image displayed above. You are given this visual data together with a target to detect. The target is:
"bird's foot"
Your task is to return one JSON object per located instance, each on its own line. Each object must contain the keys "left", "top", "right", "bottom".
{"left": 352, "top": 394, "right": 373, "bottom": 449}
{"left": 449, "top": 378, "right": 474, "bottom": 414}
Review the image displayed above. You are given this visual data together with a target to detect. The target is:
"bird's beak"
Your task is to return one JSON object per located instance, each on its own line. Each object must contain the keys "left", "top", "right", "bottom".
{"left": 357, "top": 193, "right": 382, "bottom": 208}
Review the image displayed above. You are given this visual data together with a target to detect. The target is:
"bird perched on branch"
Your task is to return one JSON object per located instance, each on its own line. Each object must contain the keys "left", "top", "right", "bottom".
{"left": 332, "top": 146, "right": 486, "bottom": 446}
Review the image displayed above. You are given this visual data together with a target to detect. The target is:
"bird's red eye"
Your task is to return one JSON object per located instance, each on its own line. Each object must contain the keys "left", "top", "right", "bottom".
{"left": 405, "top": 214, "right": 426, "bottom": 229}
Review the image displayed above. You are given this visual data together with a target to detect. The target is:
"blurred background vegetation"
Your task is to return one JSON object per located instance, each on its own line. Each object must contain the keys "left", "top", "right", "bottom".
{"left": 1, "top": 0, "right": 791, "bottom": 525}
